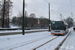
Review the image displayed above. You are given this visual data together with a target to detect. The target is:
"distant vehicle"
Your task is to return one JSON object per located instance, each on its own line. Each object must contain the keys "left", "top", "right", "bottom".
{"left": 20, "top": 27, "right": 31, "bottom": 30}
{"left": 25, "top": 28, "right": 31, "bottom": 30}
{"left": 73, "top": 22, "right": 75, "bottom": 31}
{"left": 73, "top": 26, "right": 75, "bottom": 31}
{"left": 51, "top": 21, "right": 68, "bottom": 35}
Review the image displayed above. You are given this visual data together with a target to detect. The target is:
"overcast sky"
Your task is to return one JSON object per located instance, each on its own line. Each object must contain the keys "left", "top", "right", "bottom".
{"left": 2, "top": 0, "right": 75, "bottom": 20}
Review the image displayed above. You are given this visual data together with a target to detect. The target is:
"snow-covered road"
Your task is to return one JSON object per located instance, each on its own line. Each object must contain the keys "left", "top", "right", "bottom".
{"left": 59, "top": 31, "right": 75, "bottom": 50}
{"left": 35, "top": 32, "right": 70, "bottom": 50}
{"left": 0, "top": 31, "right": 70, "bottom": 50}
{"left": 0, "top": 27, "right": 74, "bottom": 50}
{"left": 0, "top": 29, "right": 48, "bottom": 33}
{"left": 0, "top": 31, "right": 54, "bottom": 50}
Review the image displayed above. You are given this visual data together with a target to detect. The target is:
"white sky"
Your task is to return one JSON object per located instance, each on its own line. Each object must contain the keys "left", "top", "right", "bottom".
{"left": 1, "top": 0, "right": 75, "bottom": 21}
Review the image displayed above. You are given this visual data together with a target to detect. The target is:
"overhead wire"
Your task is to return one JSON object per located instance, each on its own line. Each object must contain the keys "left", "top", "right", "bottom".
{"left": 43, "top": 0, "right": 64, "bottom": 20}
{"left": 50, "top": 4, "right": 65, "bottom": 20}
{"left": 43, "top": 0, "right": 61, "bottom": 14}
{"left": 48, "top": 0, "right": 75, "bottom": 7}
{"left": 43, "top": 0, "right": 75, "bottom": 20}
{"left": 44, "top": 0, "right": 75, "bottom": 16}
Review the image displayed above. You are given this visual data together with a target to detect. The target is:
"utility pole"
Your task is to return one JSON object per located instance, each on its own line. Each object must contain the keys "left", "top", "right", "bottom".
{"left": 2, "top": 0, "right": 6, "bottom": 28}
{"left": 22, "top": 0, "right": 25, "bottom": 35}
{"left": 43, "top": 0, "right": 51, "bottom": 31}
{"left": 49, "top": 3, "right": 50, "bottom": 31}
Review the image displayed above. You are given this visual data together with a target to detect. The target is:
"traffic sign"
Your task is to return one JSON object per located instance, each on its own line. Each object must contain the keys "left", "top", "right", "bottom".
{"left": 38, "top": 20, "right": 40, "bottom": 25}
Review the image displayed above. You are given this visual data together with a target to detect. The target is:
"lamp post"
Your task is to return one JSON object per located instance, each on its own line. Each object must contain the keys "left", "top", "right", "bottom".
{"left": 22, "top": 0, "right": 25, "bottom": 35}
{"left": 49, "top": 3, "right": 50, "bottom": 31}
{"left": 44, "top": 0, "right": 51, "bottom": 31}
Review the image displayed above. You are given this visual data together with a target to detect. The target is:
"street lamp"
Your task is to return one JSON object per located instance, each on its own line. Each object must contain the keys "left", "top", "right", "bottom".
{"left": 44, "top": 0, "right": 51, "bottom": 31}
{"left": 48, "top": 3, "right": 50, "bottom": 31}
{"left": 22, "top": 0, "right": 25, "bottom": 35}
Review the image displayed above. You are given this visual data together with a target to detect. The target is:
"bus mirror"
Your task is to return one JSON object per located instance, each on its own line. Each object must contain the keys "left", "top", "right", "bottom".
{"left": 64, "top": 28, "right": 66, "bottom": 30}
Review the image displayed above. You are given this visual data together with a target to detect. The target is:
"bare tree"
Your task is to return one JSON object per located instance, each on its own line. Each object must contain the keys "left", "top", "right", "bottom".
{"left": 17, "top": 11, "right": 28, "bottom": 17}
{"left": 0, "top": 0, "right": 13, "bottom": 28}
{"left": 29, "top": 13, "right": 36, "bottom": 18}
{"left": 64, "top": 17, "right": 74, "bottom": 28}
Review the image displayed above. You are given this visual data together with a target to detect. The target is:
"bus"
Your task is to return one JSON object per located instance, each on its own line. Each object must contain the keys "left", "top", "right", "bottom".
{"left": 51, "top": 21, "right": 67, "bottom": 35}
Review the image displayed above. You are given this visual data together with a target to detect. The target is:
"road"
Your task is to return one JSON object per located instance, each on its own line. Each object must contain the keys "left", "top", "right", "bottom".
{"left": 0, "top": 29, "right": 48, "bottom": 36}
{"left": 0, "top": 27, "right": 74, "bottom": 50}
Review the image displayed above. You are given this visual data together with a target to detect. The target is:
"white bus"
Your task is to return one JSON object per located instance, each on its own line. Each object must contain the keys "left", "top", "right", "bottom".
{"left": 51, "top": 21, "right": 67, "bottom": 35}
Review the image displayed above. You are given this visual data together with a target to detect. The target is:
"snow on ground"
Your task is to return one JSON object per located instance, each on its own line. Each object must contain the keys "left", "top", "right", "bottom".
{"left": 0, "top": 29, "right": 48, "bottom": 33}
{"left": 0, "top": 32, "right": 70, "bottom": 50}
{"left": 0, "top": 31, "right": 52, "bottom": 50}
{"left": 36, "top": 33, "right": 69, "bottom": 50}
{"left": 59, "top": 30, "right": 75, "bottom": 50}
{"left": 36, "top": 27, "right": 74, "bottom": 50}
{"left": 12, "top": 34, "right": 57, "bottom": 50}
{"left": 10, "top": 25, "right": 20, "bottom": 28}
{"left": 68, "top": 27, "right": 74, "bottom": 32}
{"left": 0, "top": 27, "right": 74, "bottom": 50}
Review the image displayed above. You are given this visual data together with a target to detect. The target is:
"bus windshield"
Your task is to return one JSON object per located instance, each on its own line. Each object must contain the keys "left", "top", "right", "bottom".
{"left": 51, "top": 21, "right": 66, "bottom": 30}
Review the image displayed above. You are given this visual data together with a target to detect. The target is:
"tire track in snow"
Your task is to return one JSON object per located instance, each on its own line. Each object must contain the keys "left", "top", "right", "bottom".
{"left": 33, "top": 36, "right": 59, "bottom": 50}
{"left": 3, "top": 34, "right": 51, "bottom": 50}
{"left": 55, "top": 32, "right": 71, "bottom": 50}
